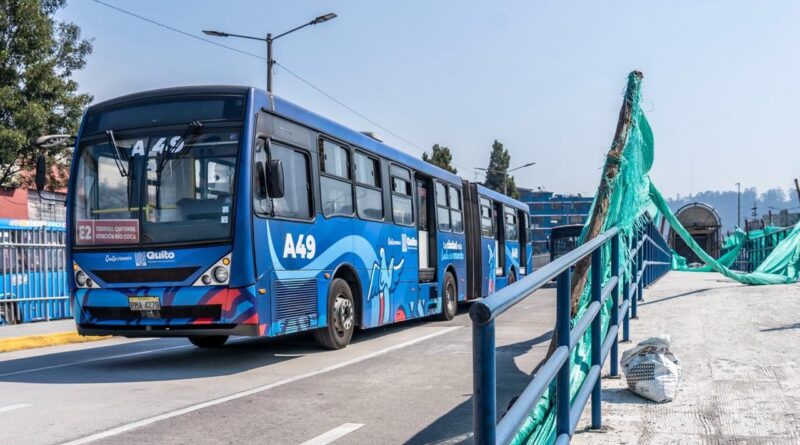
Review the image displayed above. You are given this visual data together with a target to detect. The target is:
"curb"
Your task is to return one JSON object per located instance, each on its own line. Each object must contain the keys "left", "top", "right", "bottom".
{"left": 0, "top": 331, "right": 111, "bottom": 353}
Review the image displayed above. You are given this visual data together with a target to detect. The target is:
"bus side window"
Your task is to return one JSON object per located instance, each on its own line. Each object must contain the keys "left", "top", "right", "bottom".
{"left": 319, "top": 139, "right": 354, "bottom": 217}
{"left": 354, "top": 151, "right": 383, "bottom": 220}
{"left": 504, "top": 206, "right": 518, "bottom": 241}
{"left": 479, "top": 197, "right": 493, "bottom": 238}
{"left": 269, "top": 142, "right": 312, "bottom": 219}
{"left": 449, "top": 187, "right": 463, "bottom": 233}
{"left": 390, "top": 165, "right": 413, "bottom": 226}
{"left": 435, "top": 182, "right": 451, "bottom": 232}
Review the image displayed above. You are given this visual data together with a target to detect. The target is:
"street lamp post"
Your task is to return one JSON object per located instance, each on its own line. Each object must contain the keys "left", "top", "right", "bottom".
{"left": 203, "top": 12, "right": 337, "bottom": 94}
{"left": 475, "top": 162, "right": 536, "bottom": 195}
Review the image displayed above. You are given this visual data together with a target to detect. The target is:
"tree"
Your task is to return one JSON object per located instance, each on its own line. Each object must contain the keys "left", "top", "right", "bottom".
{"left": 484, "top": 139, "right": 519, "bottom": 199}
{"left": 422, "top": 144, "right": 457, "bottom": 174}
{"left": 0, "top": 0, "right": 93, "bottom": 190}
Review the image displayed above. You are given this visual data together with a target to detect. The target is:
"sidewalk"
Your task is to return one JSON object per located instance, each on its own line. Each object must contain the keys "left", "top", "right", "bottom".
{"left": 573, "top": 271, "right": 800, "bottom": 443}
{"left": 0, "top": 318, "right": 108, "bottom": 352}
{"left": 0, "top": 319, "right": 76, "bottom": 340}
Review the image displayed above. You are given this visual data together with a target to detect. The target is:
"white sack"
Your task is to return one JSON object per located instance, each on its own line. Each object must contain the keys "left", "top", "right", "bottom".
{"left": 620, "top": 335, "right": 681, "bottom": 403}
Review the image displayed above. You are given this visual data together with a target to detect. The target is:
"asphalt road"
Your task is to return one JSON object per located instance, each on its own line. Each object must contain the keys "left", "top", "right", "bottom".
{"left": 0, "top": 287, "right": 556, "bottom": 445}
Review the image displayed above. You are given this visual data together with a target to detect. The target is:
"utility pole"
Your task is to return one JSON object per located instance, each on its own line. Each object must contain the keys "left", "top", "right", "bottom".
{"left": 204, "top": 13, "right": 337, "bottom": 94}
{"left": 735, "top": 182, "right": 741, "bottom": 228}
{"left": 794, "top": 178, "right": 800, "bottom": 203}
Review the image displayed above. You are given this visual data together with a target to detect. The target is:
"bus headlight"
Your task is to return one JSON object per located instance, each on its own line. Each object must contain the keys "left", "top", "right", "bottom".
{"left": 192, "top": 254, "right": 231, "bottom": 286}
{"left": 212, "top": 266, "right": 229, "bottom": 283}
{"left": 76, "top": 270, "right": 88, "bottom": 287}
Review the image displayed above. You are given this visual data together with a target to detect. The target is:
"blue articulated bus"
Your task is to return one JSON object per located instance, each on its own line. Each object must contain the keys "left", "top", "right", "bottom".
{"left": 65, "top": 85, "right": 530, "bottom": 349}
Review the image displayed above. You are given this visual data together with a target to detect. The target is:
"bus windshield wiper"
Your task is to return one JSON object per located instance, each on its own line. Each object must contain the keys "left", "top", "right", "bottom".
{"left": 157, "top": 121, "right": 204, "bottom": 173}
{"left": 105, "top": 129, "right": 130, "bottom": 177}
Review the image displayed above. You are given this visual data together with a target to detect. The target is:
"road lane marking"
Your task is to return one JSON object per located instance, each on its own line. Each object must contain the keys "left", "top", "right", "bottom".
{"left": 0, "top": 344, "right": 192, "bottom": 378}
{"left": 274, "top": 353, "right": 305, "bottom": 357}
{"left": 60, "top": 326, "right": 462, "bottom": 445}
{"left": 299, "top": 423, "right": 364, "bottom": 445}
{"left": 0, "top": 403, "right": 31, "bottom": 413}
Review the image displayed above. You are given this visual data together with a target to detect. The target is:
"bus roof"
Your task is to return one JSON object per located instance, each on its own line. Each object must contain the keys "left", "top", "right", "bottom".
{"left": 86, "top": 85, "right": 464, "bottom": 186}
{"left": 267, "top": 93, "right": 463, "bottom": 185}
{"left": 475, "top": 184, "right": 529, "bottom": 212}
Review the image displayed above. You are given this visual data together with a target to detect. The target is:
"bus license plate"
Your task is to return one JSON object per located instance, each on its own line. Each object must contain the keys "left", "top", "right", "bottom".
{"left": 129, "top": 296, "right": 161, "bottom": 311}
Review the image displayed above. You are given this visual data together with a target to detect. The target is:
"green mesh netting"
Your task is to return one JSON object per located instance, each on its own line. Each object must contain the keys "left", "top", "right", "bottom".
{"left": 510, "top": 71, "right": 800, "bottom": 445}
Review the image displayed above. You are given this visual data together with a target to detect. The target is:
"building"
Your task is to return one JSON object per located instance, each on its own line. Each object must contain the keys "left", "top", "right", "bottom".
{"left": 0, "top": 188, "right": 66, "bottom": 222}
{"left": 518, "top": 188, "right": 593, "bottom": 254}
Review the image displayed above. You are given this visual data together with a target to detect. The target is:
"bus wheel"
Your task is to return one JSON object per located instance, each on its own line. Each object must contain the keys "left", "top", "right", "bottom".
{"left": 507, "top": 270, "right": 516, "bottom": 285}
{"left": 314, "top": 278, "right": 355, "bottom": 350}
{"left": 439, "top": 272, "right": 457, "bottom": 321}
{"left": 188, "top": 335, "right": 229, "bottom": 348}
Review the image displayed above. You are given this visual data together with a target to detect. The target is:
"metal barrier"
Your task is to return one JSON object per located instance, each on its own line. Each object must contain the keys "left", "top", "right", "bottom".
{"left": 0, "top": 219, "right": 70, "bottom": 325}
{"left": 470, "top": 221, "right": 671, "bottom": 444}
{"left": 732, "top": 227, "right": 791, "bottom": 273}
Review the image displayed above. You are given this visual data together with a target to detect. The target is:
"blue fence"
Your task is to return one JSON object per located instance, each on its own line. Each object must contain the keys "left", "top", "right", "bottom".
{"left": 0, "top": 219, "right": 70, "bottom": 325}
{"left": 470, "top": 220, "right": 671, "bottom": 444}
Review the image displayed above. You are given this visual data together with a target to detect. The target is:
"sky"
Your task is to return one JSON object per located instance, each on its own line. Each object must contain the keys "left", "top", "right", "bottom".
{"left": 57, "top": 0, "right": 800, "bottom": 199}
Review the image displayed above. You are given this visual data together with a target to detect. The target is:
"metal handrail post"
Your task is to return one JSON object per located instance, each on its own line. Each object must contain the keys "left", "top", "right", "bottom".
{"left": 623, "top": 232, "right": 632, "bottom": 338}
{"left": 630, "top": 230, "right": 638, "bottom": 319}
{"left": 555, "top": 268, "right": 572, "bottom": 438}
{"left": 590, "top": 248, "right": 602, "bottom": 429}
{"left": 610, "top": 232, "right": 620, "bottom": 375}
{"left": 472, "top": 320, "right": 497, "bottom": 444}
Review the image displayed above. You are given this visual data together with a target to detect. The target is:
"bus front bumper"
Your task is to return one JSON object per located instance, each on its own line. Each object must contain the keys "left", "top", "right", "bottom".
{"left": 73, "top": 285, "right": 261, "bottom": 337}
{"left": 77, "top": 322, "right": 258, "bottom": 338}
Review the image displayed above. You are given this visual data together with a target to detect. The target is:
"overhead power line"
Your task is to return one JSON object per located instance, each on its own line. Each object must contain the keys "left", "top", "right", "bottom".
{"left": 91, "top": 0, "right": 476, "bottom": 174}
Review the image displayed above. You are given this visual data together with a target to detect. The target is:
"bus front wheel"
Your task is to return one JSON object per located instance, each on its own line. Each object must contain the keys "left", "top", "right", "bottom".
{"left": 439, "top": 271, "right": 457, "bottom": 321}
{"left": 188, "top": 335, "right": 228, "bottom": 348}
{"left": 314, "top": 278, "right": 355, "bottom": 350}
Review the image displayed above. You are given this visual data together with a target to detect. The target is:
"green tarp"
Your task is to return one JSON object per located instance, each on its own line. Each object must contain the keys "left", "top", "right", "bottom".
{"left": 511, "top": 71, "right": 800, "bottom": 445}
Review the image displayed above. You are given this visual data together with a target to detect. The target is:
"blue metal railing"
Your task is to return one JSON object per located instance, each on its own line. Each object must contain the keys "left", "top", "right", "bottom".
{"left": 470, "top": 221, "right": 671, "bottom": 444}
{"left": 0, "top": 219, "right": 70, "bottom": 325}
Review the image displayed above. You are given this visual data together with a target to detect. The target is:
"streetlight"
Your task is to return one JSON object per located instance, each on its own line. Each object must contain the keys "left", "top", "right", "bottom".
{"left": 475, "top": 162, "right": 536, "bottom": 195}
{"left": 203, "top": 12, "right": 337, "bottom": 93}
{"left": 735, "top": 182, "right": 741, "bottom": 228}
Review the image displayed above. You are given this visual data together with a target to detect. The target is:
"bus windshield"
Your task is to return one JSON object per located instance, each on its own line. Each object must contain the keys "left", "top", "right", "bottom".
{"left": 72, "top": 129, "right": 240, "bottom": 247}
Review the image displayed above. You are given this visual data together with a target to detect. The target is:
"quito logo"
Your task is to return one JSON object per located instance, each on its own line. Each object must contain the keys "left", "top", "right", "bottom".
{"left": 146, "top": 250, "right": 176, "bottom": 261}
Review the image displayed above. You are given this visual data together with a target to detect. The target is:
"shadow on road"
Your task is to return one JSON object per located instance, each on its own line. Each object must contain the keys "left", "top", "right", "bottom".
{"left": 404, "top": 330, "right": 553, "bottom": 445}
{"left": 0, "top": 314, "right": 450, "bottom": 385}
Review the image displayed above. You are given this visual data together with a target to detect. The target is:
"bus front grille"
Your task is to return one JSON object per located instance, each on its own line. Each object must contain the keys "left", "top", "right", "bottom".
{"left": 274, "top": 278, "right": 317, "bottom": 321}
{"left": 85, "top": 304, "right": 222, "bottom": 320}
{"left": 91, "top": 267, "right": 201, "bottom": 284}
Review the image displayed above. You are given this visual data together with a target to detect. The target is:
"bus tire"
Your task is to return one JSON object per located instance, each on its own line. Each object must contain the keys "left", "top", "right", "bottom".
{"left": 507, "top": 270, "right": 516, "bottom": 285}
{"left": 188, "top": 335, "right": 228, "bottom": 348}
{"left": 439, "top": 271, "right": 457, "bottom": 321}
{"left": 314, "top": 278, "right": 355, "bottom": 350}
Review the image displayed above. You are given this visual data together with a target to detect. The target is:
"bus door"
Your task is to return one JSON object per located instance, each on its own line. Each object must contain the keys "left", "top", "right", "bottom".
{"left": 494, "top": 202, "right": 505, "bottom": 278}
{"left": 518, "top": 209, "right": 529, "bottom": 275}
{"left": 416, "top": 177, "right": 436, "bottom": 283}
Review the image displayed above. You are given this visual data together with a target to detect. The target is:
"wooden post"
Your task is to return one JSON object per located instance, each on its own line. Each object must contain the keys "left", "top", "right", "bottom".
{"left": 535, "top": 71, "right": 644, "bottom": 370}
{"left": 568, "top": 70, "right": 643, "bottom": 316}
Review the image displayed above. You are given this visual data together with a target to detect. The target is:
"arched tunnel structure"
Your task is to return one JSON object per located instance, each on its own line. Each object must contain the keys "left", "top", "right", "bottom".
{"left": 669, "top": 202, "right": 722, "bottom": 265}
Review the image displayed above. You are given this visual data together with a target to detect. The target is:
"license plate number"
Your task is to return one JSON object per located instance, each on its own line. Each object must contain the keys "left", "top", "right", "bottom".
{"left": 129, "top": 296, "right": 161, "bottom": 311}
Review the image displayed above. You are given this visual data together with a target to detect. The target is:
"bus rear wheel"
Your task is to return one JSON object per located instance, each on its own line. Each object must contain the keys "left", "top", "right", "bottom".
{"left": 439, "top": 271, "right": 457, "bottom": 321}
{"left": 188, "top": 335, "right": 229, "bottom": 348}
{"left": 314, "top": 278, "right": 355, "bottom": 350}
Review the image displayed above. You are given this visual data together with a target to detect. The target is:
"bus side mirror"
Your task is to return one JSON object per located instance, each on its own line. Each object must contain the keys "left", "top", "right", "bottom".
{"left": 267, "top": 159, "right": 285, "bottom": 199}
{"left": 35, "top": 154, "right": 47, "bottom": 192}
{"left": 255, "top": 162, "right": 267, "bottom": 200}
